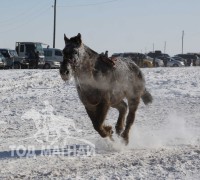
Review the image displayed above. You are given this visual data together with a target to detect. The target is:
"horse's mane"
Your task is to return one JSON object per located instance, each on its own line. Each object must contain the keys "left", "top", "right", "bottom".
{"left": 83, "top": 44, "right": 99, "bottom": 57}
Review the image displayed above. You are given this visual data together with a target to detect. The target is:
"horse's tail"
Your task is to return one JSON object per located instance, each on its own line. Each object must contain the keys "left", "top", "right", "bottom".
{"left": 141, "top": 89, "right": 153, "bottom": 105}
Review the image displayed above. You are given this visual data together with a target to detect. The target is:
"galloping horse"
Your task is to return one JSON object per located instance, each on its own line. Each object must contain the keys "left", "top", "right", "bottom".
{"left": 60, "top": 33, "right": 152, "bottom": 145}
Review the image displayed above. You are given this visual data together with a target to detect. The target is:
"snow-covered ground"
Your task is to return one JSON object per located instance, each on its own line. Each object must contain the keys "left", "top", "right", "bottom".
{"left": 0, "top": 67, "right": 200, "bottom": 179}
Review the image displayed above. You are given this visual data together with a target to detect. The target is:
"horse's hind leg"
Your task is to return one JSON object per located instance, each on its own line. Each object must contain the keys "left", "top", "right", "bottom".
{"left": 85, "top": 102, "right": 111, "bottom": 138}
{"left": 112, "top": 100, "right": 127, "bottom": 135}
{"left": 121, "top": 97, "right": 140, "bottom": 145}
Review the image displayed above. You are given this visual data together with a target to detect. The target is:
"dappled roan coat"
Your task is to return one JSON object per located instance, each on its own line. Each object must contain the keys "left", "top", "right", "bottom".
{"left": 60, "top": 33, "right": 153, "bottom": 145}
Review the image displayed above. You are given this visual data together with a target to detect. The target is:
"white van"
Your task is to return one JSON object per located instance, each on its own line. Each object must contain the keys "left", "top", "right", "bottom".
{"left": 43, "top": 48, "right": 63, "bottom": 69}
{"left": 15, "top": 42, "right": 45, "bottom": 69}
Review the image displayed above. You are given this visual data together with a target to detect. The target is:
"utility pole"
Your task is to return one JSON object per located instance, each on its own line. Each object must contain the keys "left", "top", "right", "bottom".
{"left": 182, "top": 30, "right": 184, "bottom": 54}
{"left": 53, "top": 0, "right": 57, "bottom": 48}
{"left": 153, "top": 43, "right": 154, "bottom": 52}
{"left": 164, "top": 41, "right": 166, "bottom": 53}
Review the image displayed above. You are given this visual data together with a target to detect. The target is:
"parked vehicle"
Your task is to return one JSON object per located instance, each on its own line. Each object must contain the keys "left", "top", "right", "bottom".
{"left": 0, "top": 52, "right": 6, "bottom": 69}
{"left": 186, "top": 53, "right": 200, "bottom": 66}
{"left": 145, "top": 56, "right": 164, "bottom": 67}
{"left": 172, "top": 56, "right": 185, "bottom": 62}
{"left": 175, "top": 54, "right": 200, "bottom": 66}
{"left": 43, "top": 48, "right": 62, "bottom": 69}
{"left": 143, "top": 57, "right": 153, "bottom": 68}
{"left": 147, "top": 51, "right": 170, "bottom": 59}
{"left": 154, "top": 58, "right": 164, "bottom": 67}
{"left": 111, "top": 53, "right": 123, "bottom": 58}
{"left": 0, "top": 48, "right": 28, "bottom": 69}
{"left": 123, "top": 53, "right": 144, "bottom": 67}
{"left": 166, "top": 57, "right": 185, "bottom": 67}
{"left": 111, "top": 52, "right": 148, "bottom": 67}
{"left": 15, "top": 42, "right": 45, "bottom": 68}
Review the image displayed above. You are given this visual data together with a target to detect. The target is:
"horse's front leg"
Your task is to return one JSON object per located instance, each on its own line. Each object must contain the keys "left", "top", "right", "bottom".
{"left": 112, "top": 100, "right": 127, "bottom": 135}
{"left": 121, "top": 97, "right": 140, "bottom": 145}
{"left": 85, "top": 102, "right": 112, "bottom": 138}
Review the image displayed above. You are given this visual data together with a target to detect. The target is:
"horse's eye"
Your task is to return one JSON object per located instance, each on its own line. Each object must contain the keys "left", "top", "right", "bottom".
{"left": 73, "top": 49, "right": 78, "bottom": 54}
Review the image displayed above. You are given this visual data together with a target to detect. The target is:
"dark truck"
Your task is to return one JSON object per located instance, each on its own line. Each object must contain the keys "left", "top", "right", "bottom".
{"left": 0, "top": 52, "right": 6, "bottom": 69}
{"left": 0, "top": 49, "right": 28, "bottom": 69}
{"left": 15, "top": 42, "right": 45, "bottom": 68}
{"left": 175, "top": 53, "right": 200, "bottom": 66}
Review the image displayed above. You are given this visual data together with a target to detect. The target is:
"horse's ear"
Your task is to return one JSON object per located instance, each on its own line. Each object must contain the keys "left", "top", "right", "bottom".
{"left": 64, "top": 34, "right": 69, "bottom": 44}
{"left": 77, "top": 33, "right": 81, "bottom": 39}
{"left": 76, "top": 33, "right": 82, "bottom": 45}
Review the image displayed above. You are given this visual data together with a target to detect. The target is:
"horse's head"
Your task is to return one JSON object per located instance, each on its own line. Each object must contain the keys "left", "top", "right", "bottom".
{"left": 60, "top": 33, "right": 82, "bottom": 81}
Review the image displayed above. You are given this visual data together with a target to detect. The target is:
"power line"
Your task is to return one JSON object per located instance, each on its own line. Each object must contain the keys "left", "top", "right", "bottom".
{"left": 0, "top": 0, "right": 52, "bottom": 33}
{"left": 57, "top": 0, "right": 119, "bottom": 8}
{"left": 0, "top": 0, "right": 43, "bottom": 23}
{"left": 0, "top": 6, "right": 51, "bottom": 34}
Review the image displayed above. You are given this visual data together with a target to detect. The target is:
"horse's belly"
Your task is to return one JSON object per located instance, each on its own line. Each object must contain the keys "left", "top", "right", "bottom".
{"left": 76, "top": 81, "right": 127, "bottom": 106}
{"left": 77, "top": 88, "right": 102, "bottom": 106}
{"left": 110, "top": 91, "right": 126, "bottom": 105}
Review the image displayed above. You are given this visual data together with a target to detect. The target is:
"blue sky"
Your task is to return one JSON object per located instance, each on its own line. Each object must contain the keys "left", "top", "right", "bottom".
{"left": 0, "top": 0, "right": 200, "bottom": 56}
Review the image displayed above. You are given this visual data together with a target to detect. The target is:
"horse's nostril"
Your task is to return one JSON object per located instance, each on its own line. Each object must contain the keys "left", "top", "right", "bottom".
{"left": 60, "top": 68, "right": 67, "bottom": 75}
{"left": 65, "top": 70, "right": 69, "bottom": 75}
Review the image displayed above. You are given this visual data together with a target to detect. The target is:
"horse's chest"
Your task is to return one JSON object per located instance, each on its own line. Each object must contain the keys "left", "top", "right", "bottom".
{"left": 77, "top": 86, "right": 102, "bottom": 106}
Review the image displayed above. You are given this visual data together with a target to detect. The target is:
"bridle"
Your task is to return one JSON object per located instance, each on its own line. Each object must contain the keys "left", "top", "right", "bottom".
{"left": 63, "top": 51, "right": 80, "bottom": 71}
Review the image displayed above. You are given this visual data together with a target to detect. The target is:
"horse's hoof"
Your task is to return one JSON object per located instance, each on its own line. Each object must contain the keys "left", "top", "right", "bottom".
{"left": 115, "top": 125, "right": 124, "bottom": 136}
{"left": 123, "top": 139, "right": 129, "bottom": 146}
{"left": 116, "top": 129, "right": 123, "bottom": 136}
{"left": 99, "top": 130, "right": 108, "bottom": 138}
{"left": 121, "top": 132, "right": 129, "bottom": 145}
{"left": 104, "top": 125, "right": 113, "bottom": 135}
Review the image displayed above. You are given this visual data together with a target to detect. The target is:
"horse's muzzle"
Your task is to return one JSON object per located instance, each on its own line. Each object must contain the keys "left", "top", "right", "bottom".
{"left": 60, "top": 68, "right": 70, "bottom": 81}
